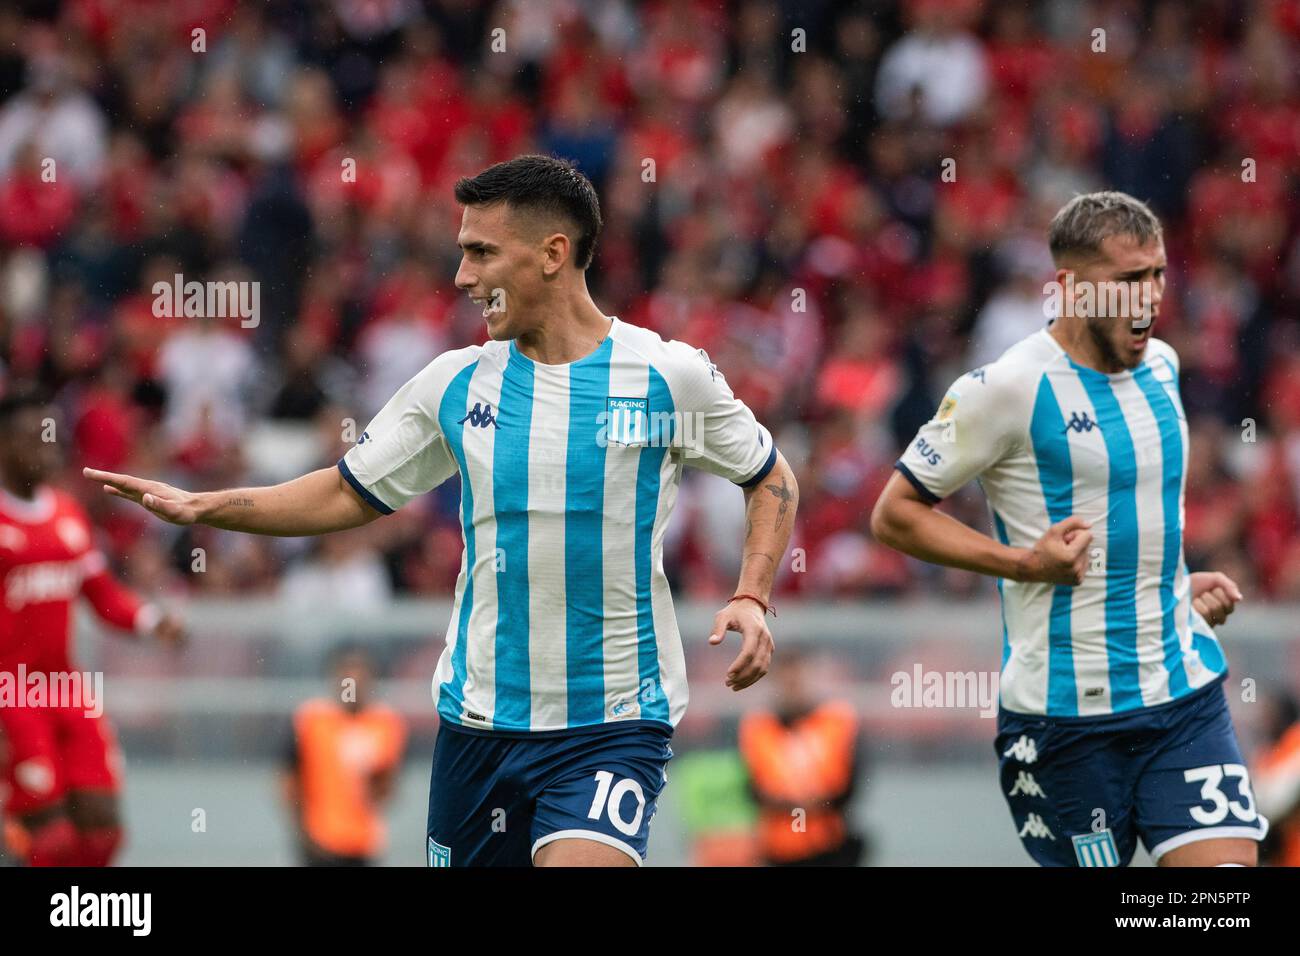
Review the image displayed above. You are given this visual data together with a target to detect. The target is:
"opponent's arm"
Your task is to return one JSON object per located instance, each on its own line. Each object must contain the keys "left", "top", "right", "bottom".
{"left": 870, "top": 470, "right": 1091, "bottom": 585}
{"left": 84, "top": 465, "right": 382, "bottom": 537}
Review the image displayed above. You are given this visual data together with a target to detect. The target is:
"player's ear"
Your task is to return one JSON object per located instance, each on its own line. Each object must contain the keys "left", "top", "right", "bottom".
{"left": 540, "top": 232, "right": 571, "bottom": 276}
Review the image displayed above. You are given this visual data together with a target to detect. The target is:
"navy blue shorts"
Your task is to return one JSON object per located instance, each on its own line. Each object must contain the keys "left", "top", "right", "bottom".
{"left": 425, "top": 721, "right": 673, "bottom": 867}
{"left": 995, "top": 678, "right": 1268, "bottom": 866}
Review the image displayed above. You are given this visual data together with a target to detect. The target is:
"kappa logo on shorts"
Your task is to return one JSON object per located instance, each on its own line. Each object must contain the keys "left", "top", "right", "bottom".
{"left": 1007, "top": 771, "right": 1046, "bottom": 799}
{"left": 1072, "top": 829, "right": 1120, "bottom": 867}
{"left": 428, "top": 837, "right": 451, "bottom": 867}
{"left": 1018, "top": 813, "right": 1055, "bottom": 840}
{"left": 1002, "top": 734, "right": 1039, "bottom": 764}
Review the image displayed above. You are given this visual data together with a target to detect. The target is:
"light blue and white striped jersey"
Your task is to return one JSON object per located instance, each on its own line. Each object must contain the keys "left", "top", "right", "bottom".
{"left": 896, "top": 329, "right": 1226, "bottom": 718}
{"left": 339, "top": 317, "right": 777, "bottom": 734}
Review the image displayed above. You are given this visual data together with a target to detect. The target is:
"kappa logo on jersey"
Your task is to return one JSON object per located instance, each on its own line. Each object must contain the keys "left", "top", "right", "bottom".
{"left": 1003, "top": 735, "right": 1039, "bottom": 764}
{"left": 1072, "top": 829, "right": 1120, "bottom": 867}
{"left": 1018, "top": 813, "right": 1055, "bottom": 840}
{"left": 1008, "top": 771, "right": 1046, "bottom": 799}
{"left": 458, "top": 403, "right": 500, "bottom": 429}
{"left": 1063, "top": 410, "right": 1099, "bottom": 434}
{"left": 428, "top": 837, "right": 451, "bottom": 867}
{"left": 968, "top": 367, "right": 987, "bottom": 383}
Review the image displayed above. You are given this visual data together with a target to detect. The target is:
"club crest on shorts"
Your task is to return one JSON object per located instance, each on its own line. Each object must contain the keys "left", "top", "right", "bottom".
{"left": 605, "top": 396, "right": 649, "bottom": 446}
{"left": 428, "top": 837, "right": 451, "bottom": 867}
{"left": 1072, "top": 829, "right": 1119, "bottom": 867}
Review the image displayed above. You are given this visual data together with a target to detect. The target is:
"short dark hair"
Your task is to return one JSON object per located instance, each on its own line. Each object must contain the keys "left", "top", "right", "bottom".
{"left": 0, "top": 385, "right": 52, "bottom": 425}
{"left": 454, "top": 154, "right": 603, "bottom": 269}
{"left": 1048, "top": 191, "right": 1163, "bottom": 265}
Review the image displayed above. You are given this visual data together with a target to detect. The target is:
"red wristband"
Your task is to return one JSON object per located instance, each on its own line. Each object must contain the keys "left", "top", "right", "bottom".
{"left": 729, "top": 593, "right": 776, "bottom": 618}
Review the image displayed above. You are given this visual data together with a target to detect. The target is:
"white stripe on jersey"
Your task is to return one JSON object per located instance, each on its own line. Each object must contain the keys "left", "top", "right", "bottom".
{"left": 602, "top": 342, "right": 649, "bottom": 722}
{"left": 526, "top": 363, "right": 570, "bottom": 730}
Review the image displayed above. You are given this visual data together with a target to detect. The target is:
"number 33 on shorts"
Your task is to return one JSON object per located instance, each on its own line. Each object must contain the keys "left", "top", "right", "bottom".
{"left": 1182, "top": 763, "right": 1258, "bottom": 826}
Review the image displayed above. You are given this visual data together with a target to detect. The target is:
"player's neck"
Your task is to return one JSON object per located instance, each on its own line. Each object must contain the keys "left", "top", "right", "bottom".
{"left": 514, "top": 293, "right": 612, "bottom": 366}
{"left": 1048, "top": 317, "right": 1122, "bottom": 374}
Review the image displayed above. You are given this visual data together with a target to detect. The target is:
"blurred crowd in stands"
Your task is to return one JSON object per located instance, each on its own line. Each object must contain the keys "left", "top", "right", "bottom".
{"left": 3, "top": 0, "right": 1300, "bottom": 606}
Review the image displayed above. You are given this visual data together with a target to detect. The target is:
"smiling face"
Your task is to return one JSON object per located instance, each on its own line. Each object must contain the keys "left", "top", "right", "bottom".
{"left": 1061, "top": 233, "right": 1167, "bottom": 372}
{"left": 454, "top": 202, "right": 571, "bottom": 342}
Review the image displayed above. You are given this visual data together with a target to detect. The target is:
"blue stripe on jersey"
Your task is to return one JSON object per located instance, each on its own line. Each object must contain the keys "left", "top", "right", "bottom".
{"left": 1029, "top": 374, "right": 1078, "bottom": 715}
{"left": 1073, "top": 367, "right": 1143, "bottom": 712}
{"left": 991, "top": 508, "right": 1012, "bottom": 670}
{"left": 437, "top": 360, "right": 481, "bottom": 724}
{"left": 565, "top": 341, "right": 614, "bottom": 725}
{"left": 1191, "top": 630, "right": 1227, "bottom": 676}
{"left": 492, "top": 356, "right": 535, "bottom": 728}
{"left": 1133, "top": 363, "right": 1189, "bottom": 698}
{"left": 634, "top": 367, "right": 673, "bottom": 723}
{"left": 1186, "top": 589, "right": 1228, "bottom": 675}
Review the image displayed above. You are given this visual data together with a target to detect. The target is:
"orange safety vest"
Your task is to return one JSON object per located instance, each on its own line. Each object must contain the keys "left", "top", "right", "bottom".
{"left": 739, "top": 701, "right": 858, "bottom": 863}
{"left": 1256, "top": 724, "right": 1300, "bottom": 868}
{"left": 292, "top": 699, "right": 406, "bottom": 859}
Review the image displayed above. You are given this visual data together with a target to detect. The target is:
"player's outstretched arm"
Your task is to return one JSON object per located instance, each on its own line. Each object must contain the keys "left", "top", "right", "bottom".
{"left": 709, "top": 450, "right": 799, "bottom": 692}
{"left": 870, "top": 471, "right": 1092, "bottom": 585}
{"left": 83, "top": 465, "right": 383, "bottom": 537}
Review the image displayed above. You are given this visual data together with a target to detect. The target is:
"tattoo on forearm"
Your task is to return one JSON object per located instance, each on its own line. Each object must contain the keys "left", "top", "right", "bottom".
{"left": 227, "top": 498, "right": 255, "bottom": 508}
{"left": 764, "top": 476, "right": 794, "bottom": 532}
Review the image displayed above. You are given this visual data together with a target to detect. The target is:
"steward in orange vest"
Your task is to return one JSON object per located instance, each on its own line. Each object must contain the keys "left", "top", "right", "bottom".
{"left": 739, "top": 653, "right": 866, "bottom": 866}
{"left": 284, "top": 647, "right": 406, "bottom": 866}
{"left": 1256, "top": 694, "right": 1300, "bottom": 868}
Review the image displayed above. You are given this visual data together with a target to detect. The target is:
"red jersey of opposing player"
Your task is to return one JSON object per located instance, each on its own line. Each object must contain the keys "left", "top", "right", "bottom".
{"left": 0, "top": 485, "right": 159, "bottom": 818}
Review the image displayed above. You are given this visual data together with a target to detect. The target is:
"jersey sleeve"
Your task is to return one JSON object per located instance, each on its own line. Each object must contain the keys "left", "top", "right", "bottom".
{"left": 670, "top": 345, "right": 777, "bottom": 487}
{"left": 79, "top": 551, "right": 152, "bottom": 635}
{"left": 337, "top": 350, "right": 473, "bottom": 514}
{"left": 895, "top": 367, "right": 1027, "bottom": 502}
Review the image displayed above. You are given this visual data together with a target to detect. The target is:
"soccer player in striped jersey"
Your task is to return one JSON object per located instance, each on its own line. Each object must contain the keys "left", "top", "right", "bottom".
{"left": 85, "top": 155, "right": 799, "bottom": 867}
{"left": 872, "top": 191, "right": 1266, "bottom": 867}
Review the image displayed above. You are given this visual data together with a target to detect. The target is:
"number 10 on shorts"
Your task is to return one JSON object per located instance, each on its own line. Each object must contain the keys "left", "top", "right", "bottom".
{"left": 587, "top": 770, "right": 647, "bottom": 836}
